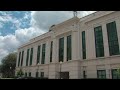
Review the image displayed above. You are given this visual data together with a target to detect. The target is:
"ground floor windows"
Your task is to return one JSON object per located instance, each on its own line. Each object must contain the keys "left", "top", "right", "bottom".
{"left": 83, "top": 71, "right": 87, "bottom": 79}
{"left": 29, "top": 72, "right": 31, "bottom": 77}
{"left": 97, "top": 70, "right": 106, "bottom": 79}
{"left": 25, "top": 72, "right": 27, "bottom": 77}
{"left": 111, "top": 69, "right": 120, "bottom": 79}
{"left": 36, "top": 72, "right": 39, "bottom": 78}
{"left": 41, "top": 72, "right": 44, "bottom": 78}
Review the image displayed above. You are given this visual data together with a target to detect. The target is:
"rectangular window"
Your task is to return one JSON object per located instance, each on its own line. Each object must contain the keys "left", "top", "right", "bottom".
{"left": 25, "top": 72, "right": 27, "bottom": 77}
{"left": 82, "top": 31, "right": 86, "bottom": 59}
{"left": 83, "top": 71, "right": 87, "bottom": 79}
{"left": 41, "top": 44, "right": 46, "bottom": 64}
{"left": 111, "top": 69, "right": 120, "bottom": 79}
{"left": 67, "top": 35, "right": 72, "bottom": 61}
{"left": 50, "top": 41, "right": 53, "bottom": 62}
{"left": 106, "top": 21, "right": 119, "bottom": 56}
{"left": 59, "top": 37, "right": 64, "bottom": 62}
{"left": 94, "top": 26, "right": 104, "bottom": 57}
{"left": 30, "top": 48, "right": 33, "bottom": 65}
{"left": 18, "top": 52, "right": 21, "bottom": 67}
{"left": 26, "top": 49, "right": 29, "bottom": 66}
{"left": 29, "top": 72, "right": 31, "bottom": 77}
{"left": 36, "top": 72, "right": 39, "bottom": 78}
{"left": 41, "top": 72, "right": 44, "bottom": 78}
{"left": 21, "top": 51, "right": 24, "bottom": 66}
{"left": 97, "top": 70, "right": 106, "bottom": 79}
{"left": 37, "top": 45, "right": 41, "bottom": 64}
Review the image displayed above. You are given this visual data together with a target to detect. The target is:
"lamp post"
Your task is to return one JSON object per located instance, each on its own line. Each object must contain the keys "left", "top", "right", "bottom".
{"left": 60, "top": 61, "right": 62, "bottom": 79}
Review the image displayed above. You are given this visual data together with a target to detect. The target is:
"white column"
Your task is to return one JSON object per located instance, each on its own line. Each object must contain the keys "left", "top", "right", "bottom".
{"left": 39, "top": 44, "right": 42, "bottom": 64}
{"left": 45, "top": 41, "right": 50, "bottom": 64}
{"left": 72, "top": 30, "right": 79, "bottom": 60}
{"left": 64, "top": 36, "right": 67, "bottom": 62}
{"left": 86, "top": 28, "right": 96, "bottom": 59}
{"left": 52, "top": 38, "right": 58, "bottom": 63}
{"left": 32, "top": 45, "right": 37, "bottom": 66}
{"left": 102, "top": 23, "right": 110, "bottom": 57}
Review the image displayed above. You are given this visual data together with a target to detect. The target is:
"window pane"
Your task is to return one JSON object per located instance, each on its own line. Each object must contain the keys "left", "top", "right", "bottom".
{"left": 67, "top": 35, "right": 72, "bottom": 61}
{"left": 94, "top": 26, "right": 104, "bottom": 57}
{"left": 106, "top": 21, "right": 119, "bottom": 56}
{"left": 41, "top": 44, "right": 46, "bottom": 64}
{"left": 18, "top": 52, "right": 21, "bottom": 67}
{"left": 82, "top": 31, "right": 86, "bottom": 59}
{"left": 50, "top": 41, "right": 53, "bottom": 62}
{"left": 21, "top": 51, "right": 24, "bottom": 66}
{"left": 26, "top": 49, "right": 29, "bottom": 66}
{"left": 59, "top": 37, "right": 64, "bottom": 62}
{"left": 37, "top": 45, "right": 41, "bottom": 64}
{"left": 97, "top": 70, "right": 106, "bottom": 79}
{"left": 30, "top": 48, "right": 33, "bottom": 65}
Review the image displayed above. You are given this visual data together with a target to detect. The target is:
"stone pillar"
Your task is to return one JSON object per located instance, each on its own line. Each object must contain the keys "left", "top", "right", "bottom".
{"left": 102, "top": 23, "right": 110, "bottom": 57}
{"left": 52, "top": 38, "right": 58, "bottom": 63}
{"left": 45, "top": 41, "right": 50, "bottom": 64}
{"left": 32, "top": 45, "right": 37, "bottom": 66}
{"left": 72, "top": 30, "right": 79, "bottom": 60}
{"left": 64, "top": 36, "right": 67, "bottom": 62}
{"left": 39, "top": 44, "right": 42, "bottom": 64}
{"left": 86, "top": 28, "right": 96, "bottom": 59}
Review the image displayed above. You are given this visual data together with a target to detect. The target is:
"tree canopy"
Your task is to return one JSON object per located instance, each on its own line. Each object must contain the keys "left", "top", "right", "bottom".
{"left": 0, "top": 52, "right": 17, "bottom": 78}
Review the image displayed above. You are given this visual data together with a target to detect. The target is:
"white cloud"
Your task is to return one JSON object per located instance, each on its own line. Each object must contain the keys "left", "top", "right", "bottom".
{"left": 0, "top": 11, "right": 95, "bottom": 63}
{"left": 31, "top": 11, "right": 95, "bottom": 31}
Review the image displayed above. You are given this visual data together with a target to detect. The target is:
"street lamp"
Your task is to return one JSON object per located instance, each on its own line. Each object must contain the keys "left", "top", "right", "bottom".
{"left": 60, "top": 61, "right": 62, "bottom": 79}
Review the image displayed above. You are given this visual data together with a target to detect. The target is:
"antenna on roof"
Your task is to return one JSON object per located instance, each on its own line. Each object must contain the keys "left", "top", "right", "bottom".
{"left": 73, "top": 11, "right": 77, "bottom": 17}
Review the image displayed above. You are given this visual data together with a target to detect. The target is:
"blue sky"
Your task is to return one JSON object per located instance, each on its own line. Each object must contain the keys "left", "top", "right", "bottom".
{"left": 0, "top": 11, "right": 95, "bottom": 63}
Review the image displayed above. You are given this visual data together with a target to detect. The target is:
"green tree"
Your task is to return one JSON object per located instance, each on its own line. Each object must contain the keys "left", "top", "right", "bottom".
{"left": 17, "top": 69, "right": 24, "bottom": 77}
{"left": 117, "top": 68, "right": 120, "bottom": 79}
{"left": 0, "top": 52, "right": 17, "bottom": 78}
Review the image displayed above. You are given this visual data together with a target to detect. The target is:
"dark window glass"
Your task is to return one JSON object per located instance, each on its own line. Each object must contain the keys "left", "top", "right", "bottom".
{"left": 29, "top": 72, "right": 31, "bottom": 77}
{"left": 83, "top": 71, "right": 87, "bottom": 79}
{"left": 50, "top": 41, "right": 53, "bottom": 62}
{"left": 97, "top": 70, "right": 106, "bottom": 79}
{"left": 59, "top": 37, "right": 64, "bottom": 62}
{"left": 94, "top": 26, "right": 104, "bottom": 57}
{"left": 21, "top": 51, "right": 24, "bottom": 66}
{"left": 36, "top": 72, "right": 39, "bottom": 78}
{"left": 111, "top": 69, "right": 120, "bottom": 79}
{"left": 106, "top": 21, "right": 119, "bottom": 56}
{"left": 30, "top": 48, "right": 33, "bottom": 65}
{"left": 67, "top": 35, "right": 72, "bottom": 61}
{"left": 18, "top": 52, "right": 21, "bottom": 67}
{"left": 41, "top": 72, "right": 44, "bottom": 78}
{"left": 26, "top": 49, "right": 29, "bottom": 66}
{"left": 82, "top": 31, "right": 86, "bottom": 59}
{"left": 37, "top": 45, "right": 41, "bottom": 64}
{"left": 41, "top": 44, "right": 46, "bottom": 64}
{"left": 25, "top": 72, "right": 27, "bottom": 77}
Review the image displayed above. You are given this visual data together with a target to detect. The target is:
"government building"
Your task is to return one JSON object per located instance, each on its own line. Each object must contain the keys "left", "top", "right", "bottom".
{"left": 15, "top": 11, "right": 120, "bottom": 79}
